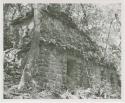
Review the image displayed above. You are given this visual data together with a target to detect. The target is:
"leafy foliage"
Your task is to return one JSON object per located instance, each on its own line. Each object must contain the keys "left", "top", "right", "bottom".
{"left": 4, "top": 3, "right": 121, "bottom": 99}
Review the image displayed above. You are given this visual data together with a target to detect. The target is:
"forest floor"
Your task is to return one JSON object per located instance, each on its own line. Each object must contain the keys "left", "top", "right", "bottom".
{"left": 4, "top": 79, "right": 121, "bottom": 99}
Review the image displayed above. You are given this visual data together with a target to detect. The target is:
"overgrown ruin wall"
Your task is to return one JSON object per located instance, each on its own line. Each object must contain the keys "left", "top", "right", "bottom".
{"left": 34, "top": 42, "right": 102, "bottom": 90}
{"left": 34, "top": 43, "right": 66, "bottom": 90}
{"left": 18, "top": 9, "right": 119, "bottom": 91}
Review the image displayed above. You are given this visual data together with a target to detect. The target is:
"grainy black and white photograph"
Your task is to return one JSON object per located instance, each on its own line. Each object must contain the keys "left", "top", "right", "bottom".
{"left": 3, "top": 3, "right": 121, "bottom": 99}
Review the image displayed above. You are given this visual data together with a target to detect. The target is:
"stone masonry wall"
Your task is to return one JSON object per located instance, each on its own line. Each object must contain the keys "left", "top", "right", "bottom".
{"left": 35, "top": 43, "right": 103, "bottom": 90}
{"left": 35, "top": 44, "right": 67, "bottom": 90}
{"left": 66, "top": 55, "right": 82, "bottom": 89}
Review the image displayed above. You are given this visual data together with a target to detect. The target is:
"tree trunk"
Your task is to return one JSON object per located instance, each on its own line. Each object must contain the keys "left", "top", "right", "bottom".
{"left": 18, "top": 4, "right": 41, "bottom": 90}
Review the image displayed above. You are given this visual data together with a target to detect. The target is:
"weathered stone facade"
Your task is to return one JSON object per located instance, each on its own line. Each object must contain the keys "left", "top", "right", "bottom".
{"left": 31, "top": 10, "right": 109, "bottom": 90}
{"left": 12, "top": 6, "right": 119, "bottom": 91}
{"left": 33, "top": 41, "right": 102, "bottom": 90}
{"left": 34, "top": 40, "right": 119, "bottom": 91}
